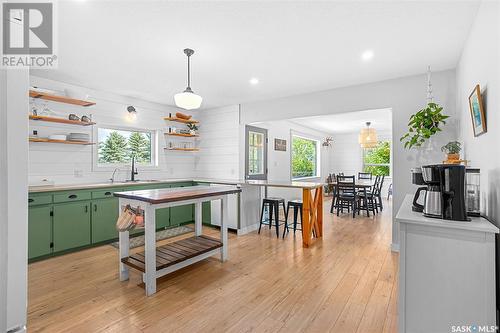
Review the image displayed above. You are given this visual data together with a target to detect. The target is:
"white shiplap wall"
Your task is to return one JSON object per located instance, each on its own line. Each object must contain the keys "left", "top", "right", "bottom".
{"left": 194, "top": 105, "right": 240, "bottom": 180}
{"left": 29, "top": 76, "right": 196, "bottom": 185}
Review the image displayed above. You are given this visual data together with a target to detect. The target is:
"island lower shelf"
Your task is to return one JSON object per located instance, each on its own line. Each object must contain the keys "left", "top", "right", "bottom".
{"left": 121, "top": 235, "right": 222, "bottom": 272}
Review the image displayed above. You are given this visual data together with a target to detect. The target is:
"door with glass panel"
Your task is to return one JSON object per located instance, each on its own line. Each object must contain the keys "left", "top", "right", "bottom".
{"left": 245, "top": 125, "right": 268, "bottom": 180}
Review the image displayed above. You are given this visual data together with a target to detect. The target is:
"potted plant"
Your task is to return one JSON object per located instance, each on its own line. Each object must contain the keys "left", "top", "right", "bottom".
{"left": 400, "top": 102, "right": 449, "bottom": 149}
{"left": 441, "top": 141, "right": 461, "bottom": 162}
{"left": 187, "top": 123, "right": 198, "bottom": 136}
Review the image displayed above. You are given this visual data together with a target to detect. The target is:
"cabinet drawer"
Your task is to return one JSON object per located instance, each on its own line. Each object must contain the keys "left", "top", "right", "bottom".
{"left": 53, "top": 191, "right": 91, "bottom": 203}
{"left": 92, "top": 188, "right": 123, "bottom": 199}
{"left": 28, "top": 194, "right": 52, "bottom": 206}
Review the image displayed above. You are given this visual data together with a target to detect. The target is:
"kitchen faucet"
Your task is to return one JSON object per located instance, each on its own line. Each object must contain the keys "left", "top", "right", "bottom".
{"left": 110, "top": 168, "right": 119, "bottom": 183}
{"left": 130, "top": 155, "right": 138, "bottom": 181}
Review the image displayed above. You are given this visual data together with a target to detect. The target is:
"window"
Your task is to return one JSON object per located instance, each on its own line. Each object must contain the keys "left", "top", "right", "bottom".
{"left": 363, "top": 141, "right": 391, "bottom": 176}
{"left": 291, "top": 135, "right": 319, "bottom": 179}
{"left": 97, "top": 127, "right": 156, "bottom": 167}
{"left": 245, "top": 125, "right": 268, "bottom": 180}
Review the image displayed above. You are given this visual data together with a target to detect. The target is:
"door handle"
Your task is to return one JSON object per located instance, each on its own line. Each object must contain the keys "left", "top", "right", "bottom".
{"left": 104, "top": 191, "right": 112, "bottom": 196}
{"left": 85, "top": 205, "right": 88, "bottom": 213}
{"left": 28, "top": 198, "right": 34, "bottom": 203}
{"left": 69, "top": 194, "right": 78, "bottom": 199}
{"left": 94, "top": 204, "right": 97, "bottom": 212}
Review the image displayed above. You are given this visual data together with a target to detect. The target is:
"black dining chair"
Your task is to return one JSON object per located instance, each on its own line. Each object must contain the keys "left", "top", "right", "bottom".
{"left": 331, "top": 175, "right": 357, "bottom": 218}
{"left": 357, "top": 175, "right": 380, "bottom": 215}
{"left": 375, "top": 175, "right": 385, "bottom": 211}
{"left": 358, "top": 172, "right": 372, "bottom": 180}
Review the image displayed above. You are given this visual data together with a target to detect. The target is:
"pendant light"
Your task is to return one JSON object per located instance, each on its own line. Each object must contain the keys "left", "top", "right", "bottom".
{"left": 358, "top": 122, "right": 378, "bottom": 148}
{"left": 174, "top": 48, "right": 202, "bottom": 110}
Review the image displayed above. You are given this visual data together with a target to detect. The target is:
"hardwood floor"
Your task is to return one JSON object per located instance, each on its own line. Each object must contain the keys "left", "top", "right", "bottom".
{"left": 27, "top": 198, "right": 398, "bottom": 333}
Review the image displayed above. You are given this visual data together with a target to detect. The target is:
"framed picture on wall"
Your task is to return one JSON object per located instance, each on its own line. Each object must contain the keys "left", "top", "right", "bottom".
{"left": 274, "top": 138, "right": 286, "bottom": 151}
{"left": 468, "top": 84, "right": 487, "bottom": 137}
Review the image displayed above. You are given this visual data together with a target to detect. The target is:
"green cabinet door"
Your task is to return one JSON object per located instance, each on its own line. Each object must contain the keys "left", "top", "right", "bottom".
{"left": 28, "top": 205, "right": 52, "bottom": 260}
{"left": 156, "top": 207, "right": 170, "bottom": 229}
{"left": 92, "top": 198, "right": 119, "bottom": 243}
{"left": 202, "top": 202, "right": 211, "bottom": 224}
{"left": 53, "top": 201, "right": 91, "bottom": 252}
{"left": 170, "top": 183, "right": 194, "bottom": 226}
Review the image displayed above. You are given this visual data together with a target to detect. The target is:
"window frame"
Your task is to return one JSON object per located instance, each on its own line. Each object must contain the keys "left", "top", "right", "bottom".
{"left": 93, "top": 125, "right": 159, "bottom": 171}
{"left": 361, "top": 140, "right": 392, "bottom": 177}
{"left": 245, "top": 125, "right": 268, "bottom": 180}
{"left": 290, "top": 132, "right": 321, "bottom": 181}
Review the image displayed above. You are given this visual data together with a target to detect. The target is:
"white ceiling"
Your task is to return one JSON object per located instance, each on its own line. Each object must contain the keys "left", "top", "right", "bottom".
{"left": 290, "top": 108, "right": 392, "bottom": 135}
{"left": 31, "top": 1, "right": 479, "bottom": 109}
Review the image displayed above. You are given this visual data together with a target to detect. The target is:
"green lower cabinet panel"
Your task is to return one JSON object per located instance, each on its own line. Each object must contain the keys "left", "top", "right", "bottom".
{"left": 156, "top": 208, "right": 170, "bottom": 229}
{"left": 28, "top": 206, "right": 52, "bottom": 260}
{"left": 170, "top": 204, "right": 194, "bottom": 225}
{"left": 53, "top": 201, "right": 91, "bottom": 252}
{"left": 92, "top": 198, "right": 119, "bottom": 243}
{"left": 202, "top": 202, "right": 211, "bottom": 224}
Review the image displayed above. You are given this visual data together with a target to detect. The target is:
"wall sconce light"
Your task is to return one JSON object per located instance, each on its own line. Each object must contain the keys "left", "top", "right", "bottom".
{"left": 127, "top": 105, "right": 137, "bottom": 121}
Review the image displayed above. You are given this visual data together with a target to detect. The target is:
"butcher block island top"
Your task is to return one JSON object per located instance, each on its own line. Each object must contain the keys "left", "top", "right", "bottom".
{"left": 113, "top": 185, "right": 241, "bottom": 204}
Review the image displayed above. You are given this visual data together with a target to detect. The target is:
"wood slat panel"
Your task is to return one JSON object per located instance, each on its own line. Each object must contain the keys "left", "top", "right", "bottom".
{"left": 121, "top": 236, "right": 222, "bottom": 272}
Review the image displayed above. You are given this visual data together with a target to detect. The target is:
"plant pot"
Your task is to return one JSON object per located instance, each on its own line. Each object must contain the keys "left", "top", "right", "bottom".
{"left": 447, "top": 153, "right": 460, "bottom": 161}
{"left": 189, "top": 130, "right": 196, "bottom": 136}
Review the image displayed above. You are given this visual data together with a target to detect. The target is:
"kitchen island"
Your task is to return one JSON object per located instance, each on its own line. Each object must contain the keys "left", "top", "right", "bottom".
{"left": 114, "top": 185, "right": 241, "bottom": 296}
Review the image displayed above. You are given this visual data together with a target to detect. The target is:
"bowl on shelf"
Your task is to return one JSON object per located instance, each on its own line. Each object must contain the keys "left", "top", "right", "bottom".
{"left": 68, "top": 133, "right": 90, "bottom": 141}
{"left": 48, "top": 134, "right": 67, "bottom": 141}
{"left": 175, "top": 112, "right": 192, "bottom": 120}
{"left": 64, "top": 88, "right": 90, "bottom": 101}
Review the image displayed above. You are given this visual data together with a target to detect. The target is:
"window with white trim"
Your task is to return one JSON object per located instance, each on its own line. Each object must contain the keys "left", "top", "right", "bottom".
{"left": 291, "top": 135, "right": 320, "bottom": 179}
{"left": 362, "top": 141, "right": 391, "bottom": 176}
{"left": 96, "top": 126, "right": 157, "bottom": 167}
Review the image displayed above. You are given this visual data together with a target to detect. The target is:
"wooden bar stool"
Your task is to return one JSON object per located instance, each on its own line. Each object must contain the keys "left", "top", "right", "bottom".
{"left": 258, "top": 197, "right": 287, "bottom": 238}
{"left": 283, "top": 199, "right": 303, "bottom": 237}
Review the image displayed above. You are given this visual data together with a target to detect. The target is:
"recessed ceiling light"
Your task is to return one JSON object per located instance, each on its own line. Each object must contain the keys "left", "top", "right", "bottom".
{"left": 249, "top": 78, "right": 259, "bottom": 85}
{"left": 361, "top": 50, "right": 374, "bottom": 61}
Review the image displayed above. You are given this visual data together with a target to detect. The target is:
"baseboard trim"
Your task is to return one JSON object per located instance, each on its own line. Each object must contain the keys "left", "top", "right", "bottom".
{"left": 391, "top": 243, "right": 400, "bottom": 252}
{"left": 238, "top": 223, "right": 259, "bottom": 235}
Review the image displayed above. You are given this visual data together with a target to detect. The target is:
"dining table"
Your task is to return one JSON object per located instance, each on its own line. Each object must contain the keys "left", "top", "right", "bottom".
{"left": 328, "top": 179, "right": 375, "bottom": 217}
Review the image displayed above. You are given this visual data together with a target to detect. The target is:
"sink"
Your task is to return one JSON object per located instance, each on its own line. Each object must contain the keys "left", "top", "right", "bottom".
{"left": 124, "top": 179, "right": 160, "bottom": 183}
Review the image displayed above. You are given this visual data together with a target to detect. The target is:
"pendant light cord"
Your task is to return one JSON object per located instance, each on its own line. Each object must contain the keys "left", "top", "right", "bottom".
{"left": 187, "top": 53, "right": 191, "bottom": 89}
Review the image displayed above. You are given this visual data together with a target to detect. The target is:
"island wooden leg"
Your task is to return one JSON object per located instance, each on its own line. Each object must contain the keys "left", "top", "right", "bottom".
{"left": 144, "top": 204, "right": 156, "bottom": 296}
{"left": 194, "top": 202, "right": 202, "bottom": 236}
{"left": 317, "top": 187, "right": 323, "bottom": 237}
{"left": 220, "top": 195, "right": 228, "bottom": 261}
{"left": 302, "top": 188, "right": 312, "bottom": 247}
{"left": 119, "top": 230, "right": 130, "bottom": 281}
{"left": 118, "top": 198, "right": 129, "bottom": 281}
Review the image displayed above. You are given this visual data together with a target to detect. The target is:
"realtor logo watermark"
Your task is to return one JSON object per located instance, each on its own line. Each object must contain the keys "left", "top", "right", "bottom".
{"left": 2, "top": 2, "right": 57, "bottom": 68}
{"left": 451, "top": 325, "right": 498, "bottom": 332}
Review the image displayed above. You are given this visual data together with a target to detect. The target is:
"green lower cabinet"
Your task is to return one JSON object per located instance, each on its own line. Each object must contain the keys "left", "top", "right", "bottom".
{"left": 202, "top": 202, "right": 211, "bottom": 224}
{"left": 53, "top": 201, "right": 91, "bottom": 252}
{"left": 28, "top": 205, "right": 52, "bottom": 260}
{"left": 170, "top": 182, "right": 194, "bottom": 226}
{"left": 156, "top": 208, "right": 170, "bottom": 229}
{"left": 92, "top": 198, "right": 119, "bottom": 243}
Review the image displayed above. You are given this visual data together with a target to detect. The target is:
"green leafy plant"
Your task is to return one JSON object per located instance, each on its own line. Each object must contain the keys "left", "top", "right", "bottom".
{"left": 187, "top": 123, "right": 198, "bottom": 131}
{"left": 400, "top": 102, "right": 449, "bottom": 149}
{"left": 441, "top": 141, "right": 461, "bottom": 154}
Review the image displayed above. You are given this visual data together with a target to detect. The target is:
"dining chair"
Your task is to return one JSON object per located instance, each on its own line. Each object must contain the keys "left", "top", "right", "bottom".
{"left": 375, "top": 175, "right": 385, "bottom": 211}
{"left": 358, "top": 172, "right": 372, "bottom": 180}
{"left": 357, "top": 175, "right": 380, "bottom": 215}
{"left": 331, "top": 175, "right": 357, "bottom": 218}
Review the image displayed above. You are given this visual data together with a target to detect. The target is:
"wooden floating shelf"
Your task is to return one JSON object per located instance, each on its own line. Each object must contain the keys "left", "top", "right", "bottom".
{"left": 29, "top": 138, "right": 95, "bottom": 145}
{"left": 164, "top": 147, "right": 200, "bottom": 152}
{"left": 121, "top": 235, "right": 222, "bottom": 272}
{"left": 163, "top": 117, "right": 199, "bottom": 124}
{"left": 29, "top": 115, "right": 96, "bottom": 126}
{"left": 29, "top": 90, "right": 96, "bottom": 107}
{"left": 164, "top": 132, "right": 198, "bottom": 138}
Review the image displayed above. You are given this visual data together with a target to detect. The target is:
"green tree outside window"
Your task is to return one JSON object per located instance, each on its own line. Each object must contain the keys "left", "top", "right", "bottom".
{"left": 363, "top": 141, "right": 391, "bottom": 176}
{"left": 98, "top": 128, "right": 153, "bottom": 165}
{"left": 292, "top": 136, "right": 318, "bottom": 179}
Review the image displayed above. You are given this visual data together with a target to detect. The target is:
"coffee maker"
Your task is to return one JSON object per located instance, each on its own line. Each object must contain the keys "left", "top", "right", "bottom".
{"left": 420, "top": 164, "right": 468, "bottom": 221}
{"left": 411, "top": 167, "right": 426, "bottom": 212}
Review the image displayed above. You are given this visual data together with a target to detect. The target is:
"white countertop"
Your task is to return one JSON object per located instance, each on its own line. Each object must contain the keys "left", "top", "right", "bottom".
{"left": 29, "top": 178, "right": 325, "bottom": 193}
{"left": 396, "top": 194, "right": 499, "bottom": 234}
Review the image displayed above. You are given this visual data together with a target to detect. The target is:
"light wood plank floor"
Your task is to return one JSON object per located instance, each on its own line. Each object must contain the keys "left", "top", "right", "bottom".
{"left": 28, "top": 198, "right": 398, "bottom": 333}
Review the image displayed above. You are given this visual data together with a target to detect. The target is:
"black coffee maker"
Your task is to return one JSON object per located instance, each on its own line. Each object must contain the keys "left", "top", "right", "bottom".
{"left": 420, "top": 164, "right": 468, "bottom": 221}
